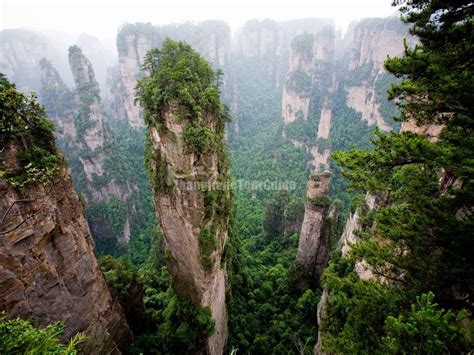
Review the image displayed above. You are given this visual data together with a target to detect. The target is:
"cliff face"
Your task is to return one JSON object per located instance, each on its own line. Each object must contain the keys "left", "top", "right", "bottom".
{"left": 112, "top": 22, "right": 231, "bottom": 129}
{"left": 0, "top": 76, "right": 131, "bottom": 353}
{"left": 39, "top": 48, "right": 133, "bottom": 248}
{"left": 39, "top": 58, "right": 76, "bottom": 141}
{"left": 347, "top": 18, "right": 406, "bottom": 72}
{"left": 69, "top": 45, "right": 109, "bottom": 148}
{"left": 0, "top": 30, "right": 51, "bottom": 93}
{"left": 343, "top": 17, "right": 409, "bottom": 131}
{"left": 76, "top": 33, "right": 115, "bottom": 93}
{"left": 234, "top": 19, "right": 279, "bottom": 60}
{"left": 0, "top": 166, "right": 131, "bottom": 353}
{"left": 140, "top": 40, "right": 232, "bottom": 355}
{"left": 296, "top": 173, "right": 337, "bottom": 284}
{"left": 231, "top": 18, "right": 334, "bottom": 91}
{"left": 68, "top": 45, "right": 110, "bottom": 178}
{"left": 115, "top": 30, "right": 153, "bottom": 128}
{"left": 280, "top": 27, "right": 335, "bottom": 173}
{"left": 148, "top": 107, "right": 230, "bottom": 353}
{"left": 281, "top": 34, "right": 313, "bottom": 125}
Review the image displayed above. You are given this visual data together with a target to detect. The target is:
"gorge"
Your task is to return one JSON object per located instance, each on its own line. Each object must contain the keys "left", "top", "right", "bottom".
{"left": 0, "top": 1, "right": 473, "bottom": 353}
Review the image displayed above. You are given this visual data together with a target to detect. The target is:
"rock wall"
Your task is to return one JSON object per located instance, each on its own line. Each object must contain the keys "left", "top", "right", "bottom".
{"left": 0, "top": 30, "right": 53, "bottom": 93}
{"left": 282, "top": 29, "right": 335, "bottom": 126}
{"left": 347, "top": 17, "right": 406, "bottom": 72}
{"left": 296, "top": 172, "right": 337, "bottom": 283}
{"left": 0, "top": 80, "right": 131, "bottom": 352}
{"left": 0, "top": 167, "right": 131, "bottom": 354}
{"left": 147, "top": 102, "right": 231, "bottom": 354}
{"left": 67, "top": 46, "right": 129, "bottom": 198}
{"left": 40, "top": 48, "right": 132, "bottom": 247}
{"left": 39, "top": 58, "right": 76, "bottom": 140}
{"left": 344, "top": 17, "right": 409, "bottom": 131}
{"left": 113, "top": 22, "right": 231, "bottom": 129}
{"left": 280, "top": 27, "right": 336, "bottom": 175}
{"left": 345, "top": 84, "right": 392, "bottom": 131}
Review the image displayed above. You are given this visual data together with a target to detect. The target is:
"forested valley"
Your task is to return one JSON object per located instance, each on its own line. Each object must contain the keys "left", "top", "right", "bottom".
{"left": 0, "top": 0, "right": 473, "bottom": 354}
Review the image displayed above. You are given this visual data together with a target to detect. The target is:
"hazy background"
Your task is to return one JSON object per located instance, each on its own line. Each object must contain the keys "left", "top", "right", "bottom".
{"left": 2, "top": 0, "right": 397, "bottom": 41}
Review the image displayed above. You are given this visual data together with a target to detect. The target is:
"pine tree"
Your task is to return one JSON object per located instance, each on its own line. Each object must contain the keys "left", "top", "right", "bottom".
{"left": 321, "top": 0, "right": 474, "bottom": 351}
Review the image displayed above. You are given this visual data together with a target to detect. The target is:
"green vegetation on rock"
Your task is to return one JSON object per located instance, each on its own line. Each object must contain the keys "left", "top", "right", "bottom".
{"left": 0, "top": 316, "right": 84, "bottom": 354}
{"left": 321, "top": 0, "right": 474, "bottom": 352}
{"left": 0, "top": 74, "right": 59, "bottom": 189}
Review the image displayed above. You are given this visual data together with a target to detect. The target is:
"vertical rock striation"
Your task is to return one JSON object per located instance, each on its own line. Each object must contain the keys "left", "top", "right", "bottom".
{"left": 112, "top": 22, "right": 231, "bottom": 128}
{"left": 39, "top": 58, "right": 76, "bottom": 144}
{"left": 280, "top": 27, "right": 336, "bottom": 172}
{"left": 296, "top": 172, "right": 337, "bottom": 284}
{"left": 137, "top": 40, "right": 232, "bottom": 354}
{"left": 0, "top": 75, "right": 131, "bottom": 353}
{"left": 343, "top": 17, "right": 410, "bottom": 131}
{"left": 39, "top": 48, "right": 133, "bottom": 249}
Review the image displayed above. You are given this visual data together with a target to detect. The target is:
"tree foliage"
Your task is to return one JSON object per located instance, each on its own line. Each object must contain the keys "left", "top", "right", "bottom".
{"left": 0, "top": 74, "right": 59, "bottom": 188}
{"left": 322, "top": 0, "right": 474, "bottom": 352}
{"left": 0, "top": 316, "right": 84, "bottom": 354}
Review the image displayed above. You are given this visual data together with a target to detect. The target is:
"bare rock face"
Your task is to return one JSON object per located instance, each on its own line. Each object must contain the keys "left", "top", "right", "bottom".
{"left": 0, "top": 77, "right": 131, "bottom": 353}
{"left": 139, "top": 41, "right": 232, "bottom": 354}
{"left": 233, "top": 19, "right": 333, "bottom": 61}
{"left": 343, "top": 17, "right": 410, "bottom": 131}
{"left": 69, "top": 45, "right": 110, "bottom": 153}
{"left": 400, "top": 120, "right": 444, "bottom": 142}
{"left": 296, "top": 172, "right": 337, "bottom": 283}
{"left": 281, "top": 29, "right": 335, "bottom": 126}
{"left": 67, "top": 45, "right": 131, "bottom": 201}
{"left": 39, "top": 50, "right": 132, "bottom": 248}
{"left": 347, "top": 17, "right": 407, "bottom": 72}
{"left": 280, "top": 28, "right": 335, "bottom": 175}
{"left": 148, "top": 103, "right": 230, "bottom": 354}
{"left": 39, "top": 58, "right": 76, "bottom": 140}
{"left": 0, "top": 166, "right": 131, "bottom": 353}
{"left": 346, "top": 84, "right": 392, "bottom": 131}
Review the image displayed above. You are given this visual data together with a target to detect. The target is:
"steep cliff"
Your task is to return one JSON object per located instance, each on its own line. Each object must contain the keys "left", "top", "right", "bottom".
{"left": 232, "top": 18, "right": 333, "bottom": 69}
{"left": 296, "top": 172, "right": 338, "bottom": 285}
{"left": 0, "top": 30, "right": 51, "bottom": 93}
{"left": 137, "top": 40, "right": 232, "bottom": 354}
{"left": 39, "top": 58, "right": 76, "bottom": 144}
{"left": 76, "top": 33, "right": 115, "bottom": 93}
{"left": 0, "top": 74, "right": 131, "bottom": 353}
{"left": 280, "top": 27, "right": 336, "bottom": 173}
{"left": 111, "top": 21, "right": 231, "bottom": 128}
{"left": 0, "top": 29, "right": 74, "bottom": 93}
{"left": 39, "top": 48, "right": 133, "bottom": 252}
{"left": 343, "top": 17, "right": 409, "bottom": 130}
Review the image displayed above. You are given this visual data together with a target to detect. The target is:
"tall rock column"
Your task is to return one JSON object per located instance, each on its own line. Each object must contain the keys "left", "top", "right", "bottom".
{"left": 68, "top": 45, "right": 110, "bottom": 169}
{"left": 69, "top": 47, "right": 132, "bottom": 246}
{"left": 296, "top": 172, "right": 337, "bottom": 284}
{"left": 0, "top": 74, "right": 131, "bottom": 353}
{"left": 39, "top": 49, "right": 134, "bottom": 251}
{"left": 137, "top": 40, "right": 231, "bottom": 354}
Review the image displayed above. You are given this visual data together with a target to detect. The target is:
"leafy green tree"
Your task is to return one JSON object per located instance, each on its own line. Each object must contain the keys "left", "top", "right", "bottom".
{"left": 383, "top": 292, "right": 467, "bottom": 354}
{"left": 0, "top": 317, "right": 84, "bottom": 354}
{"left": 321, "top": 0, "right": 474, "bottom": 352}
{"left": 0, "top": 74, "right": 59, "bottom": 188}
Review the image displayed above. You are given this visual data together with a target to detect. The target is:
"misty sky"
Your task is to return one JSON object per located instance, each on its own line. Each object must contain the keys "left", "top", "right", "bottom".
{"left": 2, "top": 0, "right": 398, "bottom": 40}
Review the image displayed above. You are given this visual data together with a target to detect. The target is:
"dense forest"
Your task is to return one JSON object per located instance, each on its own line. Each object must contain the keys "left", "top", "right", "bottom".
{"left": 0, "top": 0, "right": 473, "bottom": 354}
